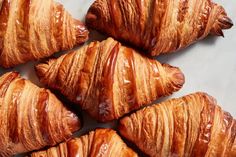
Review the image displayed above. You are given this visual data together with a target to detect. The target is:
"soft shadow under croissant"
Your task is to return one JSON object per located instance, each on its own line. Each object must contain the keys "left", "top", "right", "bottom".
{"left": 35, "top": 37, "right": 185, "bottom": 122}
{"left": 86, "top": 0, "right": 233, "bottom": 56}
{"left": 0, "top": 72, "right": 81, "bottom": 157}
{"left": 0, "top": 0, "right": 89, "bottom": 68}
{"left": 30, "top": 129, "right": 138, "bottom": 157}
{"left": 119, "top": 92, "right": 236, "bottom": 157}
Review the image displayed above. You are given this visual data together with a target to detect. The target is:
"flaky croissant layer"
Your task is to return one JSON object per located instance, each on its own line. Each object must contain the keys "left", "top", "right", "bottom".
{"left": 35, "top": 37, "right": 185, "bottom": 122}
{"left": 30, "top": 129, "right": 138, "bottom": 157}
{"left": 0, "top": 0, "right": 89, "bottom": 68}
{"left": 119, "top": 92, "right": 236, "bottom": 157}
{"left": 0, "top": 72, "right": 81, "bottom": 157}
{"left": 86, "top": 0, "right": 233, "bottom": 56}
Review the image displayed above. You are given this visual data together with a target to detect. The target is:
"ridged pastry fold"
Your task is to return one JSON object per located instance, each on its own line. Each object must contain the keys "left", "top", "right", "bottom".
{"left": 86, "top": 0, "right": 233, "bottom": 56}
{"left": 119, "top": 92, "right": 236, "bottom": 157}
{"left": 35, "top": 38, "right": 185, "bottom": 122}
{"left": 0, "top": 0, "right": 89, "bottom": 68}
{"left": 0, "top": 72, "right": 81, "bottom": 157}
{"left": 30, "top": 129, "right": 138, "bottom": 157}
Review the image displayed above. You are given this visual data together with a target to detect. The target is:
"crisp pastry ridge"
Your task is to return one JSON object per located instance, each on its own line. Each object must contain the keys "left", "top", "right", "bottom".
{"left": 119, "top": 92, "right": 236, "bottom": 157}
{"left": 30, "top": 128, "right": 138, "bottom": 157}
{"left": 0, "top": 72, "right": 81, "bottom": 157}
{"left": 86, "top": 0, "right": 233, "bottom": 56}
{"left": 35, "top": 37, "right": 185, "bottom": 122}
{"left": 0, "top": 0, "right": 89, "bottom": 68}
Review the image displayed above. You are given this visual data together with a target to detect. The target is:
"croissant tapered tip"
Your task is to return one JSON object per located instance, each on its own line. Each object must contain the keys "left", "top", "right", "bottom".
{"left": 163, "top": 64, "right": 185, "bottom": 93}
{"left": 86, "top": 12, "right": 98, "bottom": 24}
{"left": 86, "top": 4, "right": 101, "bottom": 28}
{"left": 118, "top": 117, "right": 130, "bottom": 137}
{"left": 211, "top": 7, "right": 233, "bottom": 37}
{"left": 86, "top": 14, "right": 99, "bottom": 30}
{"left": 64, "top": 110, "right": 81, "bottom": 132}
{"left": 35, "top": 63, "right": 49, "bottom": 80}
{"left": 74, "top": 20, "right": 89, "bottom": 44}
{"left": 173, "top": 70, "right": 185, "bottom": 85}
{"left": 212, "top": 16, "right": 233, "bottom": 37}
{"left": 218, "top": 16, "right": 234, "bottom": 30}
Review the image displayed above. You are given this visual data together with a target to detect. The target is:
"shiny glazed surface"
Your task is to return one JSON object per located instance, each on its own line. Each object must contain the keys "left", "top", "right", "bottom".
{"left": 119, "top": 92, "right": 236, "bottom": 157}
{"left": 86, "top": 0, "right": 233, "bottom": 56}
{"left": 35, "top": 38, "right": 185, "bottom": 122}
{"left": 30, "top": 129, "right": 138, "bottom": 157}
{"left": 1, "top": 0, "right": 235, "bottom": 156}
{"left": 0, "top": 0, "right": 88, "bottom": 68}
{"left": 0, "top": 72, "right": 81, "bottom": 156}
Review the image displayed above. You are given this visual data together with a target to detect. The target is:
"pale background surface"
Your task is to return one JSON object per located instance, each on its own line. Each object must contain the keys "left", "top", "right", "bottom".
{"left": 4, "top": 0, "right": 235, "bottom": 156}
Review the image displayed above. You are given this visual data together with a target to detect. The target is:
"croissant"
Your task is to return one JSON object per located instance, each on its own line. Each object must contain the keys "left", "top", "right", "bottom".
{"left": 0, "top": 0, "right": 89, "bottom": 68}
{"left": 0, "top": 72, "right": 81, "bottom": 157}
{"left": 30, "top": 128, "right": 138, "bottom": 157}
{"left": 35, "top": 37, "right": 185, "bottom": 122}
{"left": 86, "top": 0, "right": 233, "bottom": 56}
{"left": 119, "top": 92, "right": 236, "bottom": 157}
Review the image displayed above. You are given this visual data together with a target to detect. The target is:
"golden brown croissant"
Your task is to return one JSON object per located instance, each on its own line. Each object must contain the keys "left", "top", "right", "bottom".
{"left": 30, "top": 128, "right": 138, "bottom": 157}
{"left": 119, "top": 92, "right": 236, "bottom": 157}
{"left": 35, "top": 37, "right": 185, "bottom": 122}
{"left": 86, "top": 0, "right": 233, "bottom": 56}
{"left": 0, "top": 0, "right": 89, "bottom": 68}
{"left": 0, "top": 72, "right": 81, "bottom": 157}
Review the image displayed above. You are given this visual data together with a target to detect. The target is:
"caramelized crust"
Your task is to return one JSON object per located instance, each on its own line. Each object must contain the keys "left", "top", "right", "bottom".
{"left": 30, "top": 129, "right": 138, "bottom": 157}
{"left": 35, "top": 38, "right": 185, "bottom": 122}
{"left": 86, "top": 0, "right": 233, "bottom": 56}
{"left": 0, "top": 0, "right": 88, "bottom": 68}
{"left": 119, "top": 92, "right": 236, "bottom": 157}
{"left": 0, "top": 72, "right": 81, "bottom": 157}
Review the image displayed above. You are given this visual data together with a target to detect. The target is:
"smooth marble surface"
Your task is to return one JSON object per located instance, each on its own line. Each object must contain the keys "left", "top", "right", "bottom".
{"left": 5, "top": 0, "right": 235, "bottom": 156}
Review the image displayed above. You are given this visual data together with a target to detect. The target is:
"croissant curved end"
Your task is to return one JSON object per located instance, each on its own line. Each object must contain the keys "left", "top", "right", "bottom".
{"left": 163, "top": 64, "right": 185, "bottom": 93}
{"left": 86, "top": 12, "right": 97, "bottom": 24}
{"left": 211, "top": 7, "right": 233, "bottom": 37}
{"left": 219, "top": 16, "right": 234, "bottom": 29}
{"left": 74, "top": 19, "right": 89, "bottom": 44}
{"left": 64, "top": 110, "right": 81, "bottom": 132}
{"left": 118, "top": 113, "right": 137, "bottom": 143}
{"left": 86, "top": 7, "right": 100, "bottom": 28}
{"left": 212, "top": 16, "right": 233, "bottom": 37}
{"left": 35, "top": 62, "right": 50, "bottom": 80}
